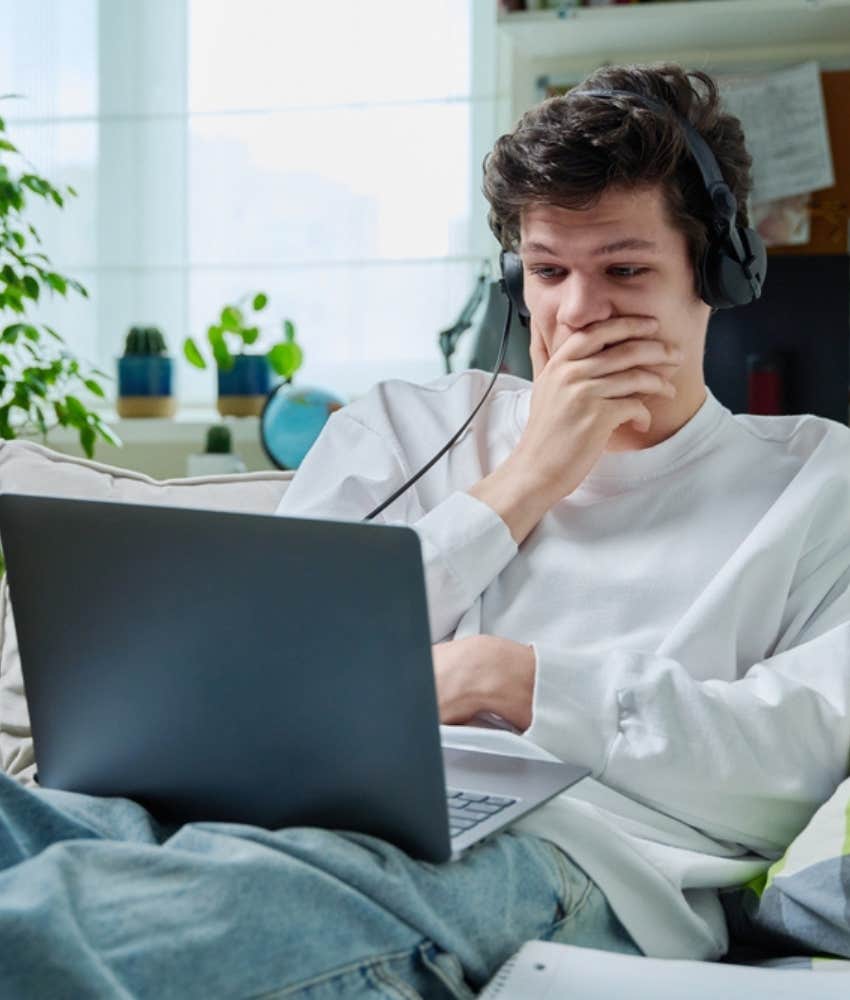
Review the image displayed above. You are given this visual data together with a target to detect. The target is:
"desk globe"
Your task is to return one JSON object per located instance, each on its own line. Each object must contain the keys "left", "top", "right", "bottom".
{"left": 260, "top": 384, "right": 344, "bottom": 469}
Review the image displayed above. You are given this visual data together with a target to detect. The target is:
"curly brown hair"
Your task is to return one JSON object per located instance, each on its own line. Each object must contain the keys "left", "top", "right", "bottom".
{"left": 482, "top": 64, "right": 753, "bottom": 284}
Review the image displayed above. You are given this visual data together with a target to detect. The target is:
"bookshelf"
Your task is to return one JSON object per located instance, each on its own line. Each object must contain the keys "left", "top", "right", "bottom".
{"left": 497, "top": 0, "right": 850, "bottom": 126}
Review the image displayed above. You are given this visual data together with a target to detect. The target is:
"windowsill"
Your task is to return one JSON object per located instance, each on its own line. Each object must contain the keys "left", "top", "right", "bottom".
{"left": 46, "top": 410, "right": 261, "bottom": 446}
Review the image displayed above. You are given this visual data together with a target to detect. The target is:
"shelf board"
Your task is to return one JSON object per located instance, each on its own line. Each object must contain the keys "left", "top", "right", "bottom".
{"left": 498, "top": 0, "right": 850, "bottom": 61}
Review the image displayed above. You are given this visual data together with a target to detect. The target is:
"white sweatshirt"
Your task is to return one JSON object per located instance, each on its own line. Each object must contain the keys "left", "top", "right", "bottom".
{"left": 276, "top": 370, "right": 850, "bottom": 960}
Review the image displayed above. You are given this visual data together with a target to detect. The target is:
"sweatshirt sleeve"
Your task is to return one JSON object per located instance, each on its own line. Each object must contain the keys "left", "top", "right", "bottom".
{"left": 526, "top": 577, "right": 850, "bottom": 856}
{"left": 276, "top": 409, "right": 517, "bottom": 642}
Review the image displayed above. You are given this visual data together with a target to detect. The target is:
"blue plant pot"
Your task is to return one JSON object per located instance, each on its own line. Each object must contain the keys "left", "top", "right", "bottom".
{"left": 217, "top": 355, "right": 273, "bottom": 417}
{"left": 118, "top": 355, "right": 174, "bottom": 396}
{"left": 117, "top": 356, "right": 175, "bottom": 417}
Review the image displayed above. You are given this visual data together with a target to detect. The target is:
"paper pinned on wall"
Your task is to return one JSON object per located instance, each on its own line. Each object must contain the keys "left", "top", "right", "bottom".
{"left": 720, "top": 61, "right": 834, "bottom": 205}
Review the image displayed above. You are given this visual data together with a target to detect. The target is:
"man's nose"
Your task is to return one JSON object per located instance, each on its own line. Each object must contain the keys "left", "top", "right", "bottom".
{"left": 555, "top": 273, "right": 612, "bottom": 332}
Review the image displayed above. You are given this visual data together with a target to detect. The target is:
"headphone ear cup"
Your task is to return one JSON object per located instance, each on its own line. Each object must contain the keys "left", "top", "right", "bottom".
{"left": 700, "top": 227, "right": 767, "bottom": 310}
{"left": 499, "top": 250, "right": 530, "bottom": 327}
{"left": 700, "top": 227, "right": 767, "bottom": 309}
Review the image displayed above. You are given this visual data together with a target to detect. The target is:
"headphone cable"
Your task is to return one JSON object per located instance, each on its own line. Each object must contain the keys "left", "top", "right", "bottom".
{"left": 363, "top": 295, "right": 513, "bottom": 522}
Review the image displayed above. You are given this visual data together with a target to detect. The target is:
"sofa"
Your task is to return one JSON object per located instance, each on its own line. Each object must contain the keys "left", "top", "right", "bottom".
{"left": 1, "top": 438, "right": 848, "bottom": 998}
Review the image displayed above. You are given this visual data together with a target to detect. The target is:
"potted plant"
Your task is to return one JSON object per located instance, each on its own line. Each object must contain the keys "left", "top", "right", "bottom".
{"left": 117, "top": 325, "right": 176, "bottom": 418}
{"left": 0, "top": 100, "right": 118, "bottom": 457}
{"left": 186, "top": 423, "right": 246, "bottom": 476}
{"left": 183, "top": 292, "right": 303, "bottom": 417}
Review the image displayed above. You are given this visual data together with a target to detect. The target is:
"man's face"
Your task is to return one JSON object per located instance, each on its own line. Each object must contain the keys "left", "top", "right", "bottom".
{"left": 519, "top": 184, "right": 711, "bottom": 380}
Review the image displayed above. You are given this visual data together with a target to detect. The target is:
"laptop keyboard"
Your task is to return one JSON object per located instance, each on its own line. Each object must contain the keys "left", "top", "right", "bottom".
{"left": 446, "top": 788, "right": 517, "bottom": 839}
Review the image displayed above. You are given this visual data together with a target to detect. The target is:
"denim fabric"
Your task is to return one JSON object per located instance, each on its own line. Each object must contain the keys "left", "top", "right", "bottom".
{"left": 0, "top": 773, "right": 639, "bottom": 998}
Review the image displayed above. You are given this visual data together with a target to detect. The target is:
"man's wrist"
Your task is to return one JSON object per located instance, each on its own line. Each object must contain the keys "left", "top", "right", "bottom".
{"left": 468, "top": 456, "right": 557, "bottom": 545}
{"left": 481, "top": 637, "right": 535, "bottom": 731}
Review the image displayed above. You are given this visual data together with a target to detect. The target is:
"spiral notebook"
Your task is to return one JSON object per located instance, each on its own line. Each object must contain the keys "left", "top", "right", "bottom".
{"left": 480, "top": 941, "right": 850, "bottom": 999}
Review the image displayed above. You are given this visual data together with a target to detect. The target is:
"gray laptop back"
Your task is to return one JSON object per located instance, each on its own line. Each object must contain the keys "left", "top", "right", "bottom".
{"left": 0, "top": 494, "right": 454, "bottom": 860}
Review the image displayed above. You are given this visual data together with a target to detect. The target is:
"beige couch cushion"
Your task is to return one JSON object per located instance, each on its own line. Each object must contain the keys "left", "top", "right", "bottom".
{"left": 0, "top": 439, "right": 294, "bottom": 785}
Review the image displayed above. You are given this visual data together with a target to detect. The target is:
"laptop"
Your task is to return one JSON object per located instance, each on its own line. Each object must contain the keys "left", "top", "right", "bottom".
{"left": 0, "top": 493, "right": 588, "bottom": 863}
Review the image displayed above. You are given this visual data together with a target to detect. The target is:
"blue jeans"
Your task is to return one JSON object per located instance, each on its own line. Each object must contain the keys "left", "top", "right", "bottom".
{"left": 0, "top": 773, "right": 639, "bottom": 998}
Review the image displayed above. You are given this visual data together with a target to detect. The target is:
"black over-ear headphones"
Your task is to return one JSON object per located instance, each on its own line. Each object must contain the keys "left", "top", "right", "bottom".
{"left": 500, "top": 88, "right": 767, "bottom": 321}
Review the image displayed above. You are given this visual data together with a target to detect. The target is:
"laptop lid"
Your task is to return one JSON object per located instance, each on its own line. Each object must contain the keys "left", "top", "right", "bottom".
{"left": 0, "top": 493, "right": 454, "bottom": 860}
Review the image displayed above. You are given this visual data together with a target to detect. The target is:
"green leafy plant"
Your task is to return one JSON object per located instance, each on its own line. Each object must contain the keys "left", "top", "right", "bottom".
{"left": 183, "top": 292, "right": 304, "bottom": 381}
{"left": 123, "top": 325, "right": 168, "bottom": 356}
{"left": 0, "top": 98, "right": 119, "bottom": 458}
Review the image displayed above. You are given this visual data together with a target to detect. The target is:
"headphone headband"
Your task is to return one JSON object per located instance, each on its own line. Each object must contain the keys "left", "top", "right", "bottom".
{"left": 499, "top": 86, "right": 766, "bottom": 313}
{"left": 578, "top": 89, "right": 735, "bottom": 228}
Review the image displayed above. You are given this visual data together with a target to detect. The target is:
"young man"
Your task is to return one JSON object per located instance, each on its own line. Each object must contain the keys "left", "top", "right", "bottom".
{"left": 276, "top": 62, "right": 850, "bottom": 968}
{"left": 0, "top": 63, "right": 848, "bottom": 998}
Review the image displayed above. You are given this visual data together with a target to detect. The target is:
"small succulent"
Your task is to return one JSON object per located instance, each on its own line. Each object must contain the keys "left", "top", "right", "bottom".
{"left": 204, "top": 423, "right": 232, "bottom": 454}
{"left": 124, "top": 326, "right": 168, "bottom": 356}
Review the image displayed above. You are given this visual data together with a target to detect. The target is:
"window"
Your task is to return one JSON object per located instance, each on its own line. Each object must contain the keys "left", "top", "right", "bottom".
{"left": 1, "top": 0, "right": 503, "bottom": 409}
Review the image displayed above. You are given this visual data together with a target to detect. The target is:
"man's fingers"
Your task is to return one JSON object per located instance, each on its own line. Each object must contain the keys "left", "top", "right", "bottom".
{"left": 552, "top": 316, "right": 660, "bottom": 362}
{"left": 575, "top": 338, "right": 683, "bottom": 380}
{"left": 592, "top": 368, "right": 677, "bottom": 400}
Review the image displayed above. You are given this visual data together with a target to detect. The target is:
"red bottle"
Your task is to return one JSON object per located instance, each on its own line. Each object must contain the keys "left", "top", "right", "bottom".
{"left": 747, "top": 353, "right": 784, "bottom": 416}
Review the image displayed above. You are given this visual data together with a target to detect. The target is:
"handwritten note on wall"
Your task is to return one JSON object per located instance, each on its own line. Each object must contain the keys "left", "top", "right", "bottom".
{"left": 720, "top": 61, "right": 834, "bottom": 204}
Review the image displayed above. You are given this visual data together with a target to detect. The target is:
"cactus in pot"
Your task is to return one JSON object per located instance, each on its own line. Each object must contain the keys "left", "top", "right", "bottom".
{"left": 117, "top": 325, "right": 176, "bottom": 418}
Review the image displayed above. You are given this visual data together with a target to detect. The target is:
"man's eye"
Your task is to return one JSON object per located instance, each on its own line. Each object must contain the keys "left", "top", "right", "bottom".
{"left": 528, "top": 266, "right": 564, "bottom": 281}
{"left": 609, "top": 266, "right": 650, "bottom": 279}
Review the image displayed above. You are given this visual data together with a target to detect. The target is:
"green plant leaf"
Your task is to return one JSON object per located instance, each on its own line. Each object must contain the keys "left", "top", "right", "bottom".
{"left": 212, "top": 337, "right": 233, "bottom": 370}
{"left": 3, "top": 288, "right": 24, "bottom": 313}
{"left": 93, "top": 420, "right": 122, "bottom": 448}
{"left": 12, "top": 384, "right": 30, "bottom": 409}
{"left": 22, "top": 275, "right": 39, "bottom": 301}
{"left": 68, "top": 278, "right": 88, "bottom": 298}
{"left": 67, "top": 184, "right": 77, "bottom": 197}
{"left": 23, "top": 371, "right": 47, "bottom": 396}
{"left": 207, "top": 324, "right": 233, "bottom": 369}
{"left": 1, "top": 323, "right": 21, "bottom": 343}
{"left": 241, "top": 325, "right": 260, "bottom": 346}
{"left": 64, "top": 394, "right": 88, "bottom": 423}
{"left": 183, "top": 338, "right": 206, "bottom": 369}
{"left": 0, "top": 139, "right": 17, "bottom": 153}
{"left": 83, "top": 378, "right": 105, "bottom": 398}
{"left": 21, "top": 174, "right": 48, "bottom": 196}
{"left": 252, "top": 292, "right": 268, "bottom": 312}
{"left": 11, "top": 231, "right": 24, "bottom": 249}
{"left": 45, "top": 272, "right": 67, "bottom": 295}
{"left": 79, "top": 424, "right": 95, "bottom": 458}
{"left": 284, "top": 319, "right": 296, "bottom": 342}
{"left": 267, "top": 341, "right": 303, "bottom": 379}
{"left": 220, "top": 305, "right": 243, "bottom": 332}
{"left": 42, "top": 324, "right": 64, "bottom": 342}
{"left": 49, "top": 188, "right": 64, "bottom": 208}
